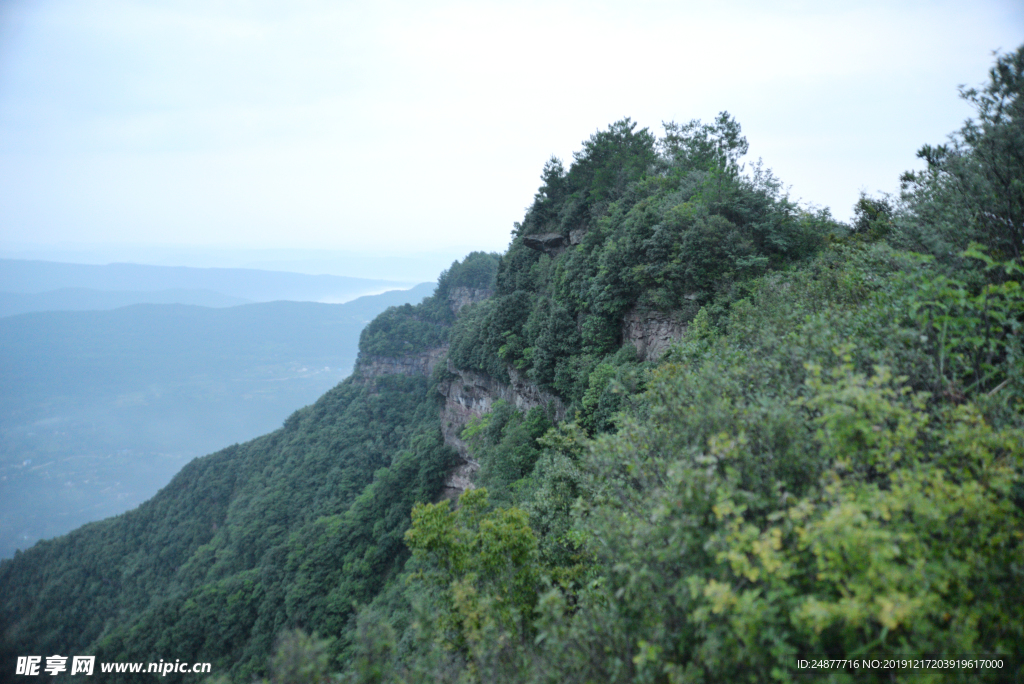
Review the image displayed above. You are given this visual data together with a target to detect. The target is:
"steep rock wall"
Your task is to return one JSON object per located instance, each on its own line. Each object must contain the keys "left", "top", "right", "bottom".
{"left": 437, "top": 363, "right": 566, "bottom": 499}
{"left": 353, "top": 281, "right": 576, "bottom": 500}
{"left": 522, "top": 232, "right": 568, "bottom": 257}
{"left": 621, "top": 306, "right": 687, "bottom": 361}
{"left": 353, "top": 346, "right": 447, "bottom": 381}
{"left": 448, "top": 286, "right": 493, "bottom": 314}
{"left": 352, "top": 347, "right": 475, "bottom": 500}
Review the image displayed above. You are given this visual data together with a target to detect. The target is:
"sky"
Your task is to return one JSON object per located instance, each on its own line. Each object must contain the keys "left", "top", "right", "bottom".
{"left": 0, "top": 0, "right": 1021, "bottom": 279}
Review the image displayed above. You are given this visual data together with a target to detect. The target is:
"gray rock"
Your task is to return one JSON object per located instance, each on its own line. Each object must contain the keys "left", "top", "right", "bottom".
{"left": 448, "top": 286, "right": 493, "bottom": 315}
{"left": 522, "top": 232, "right": 568, "bottom": 257}
{"left": 437, "top": 362, "right": 566, "bottom": 499}
{"left": 621, "top": 306, "right": 687, "bottom": 361}
{"left": 355, "top": 344, "right": 566, "bottom": 501}
{"left": 353, "top": 346, "right": 447, "bottom": 381}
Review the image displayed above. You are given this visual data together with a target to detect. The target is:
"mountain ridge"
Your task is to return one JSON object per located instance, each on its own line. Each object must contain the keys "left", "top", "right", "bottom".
{"left": 1, "top": 52, "right": 1023, "bottom": 681}
{"left": 0, "top": 259, "right": 412, "bottom": 304}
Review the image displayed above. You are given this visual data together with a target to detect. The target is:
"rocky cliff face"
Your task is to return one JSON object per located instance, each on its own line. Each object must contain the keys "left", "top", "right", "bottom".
{"left": 436, "top": 363, "right": 567, "bottom": 499}
{"left": 354, "top": 306, "right": 688, "bottom": 499}
{"left": 448, "top": 286, "right": 493, "bottom": 315}
{"left": 621, "top": 306, "right": 687, "bottom": 361}
{"left": 355, "top": 348, "right": 568, "bottom": 500}
{"left": 353, "top": 294, "right": 685, "bottom": 498}
{"left": 354, "top": 347, "right": 472, "bottom": 499}
{"left": 522, "top": 232, "right": 569, "bottom": 257}
{"left": 353, "top": 346, "right": 447, "bottom": 381}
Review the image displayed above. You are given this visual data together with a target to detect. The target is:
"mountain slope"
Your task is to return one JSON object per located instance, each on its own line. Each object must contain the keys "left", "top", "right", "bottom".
{"left": 1, "top": 48, "right": 1023, "bottom": 684}
{"left": 0, "top": 260, "right": 492, "bottom": 681}
{"left": 0, "top": 373, "right": 453, "bottom": 679}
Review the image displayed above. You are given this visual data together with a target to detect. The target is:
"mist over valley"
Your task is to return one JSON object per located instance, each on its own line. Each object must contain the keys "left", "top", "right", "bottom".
{"left": 0, "top": 3, "right": 1021, "bottom": 681}
{"left": 0, "top": 275, "right": 434, "bottom": 558}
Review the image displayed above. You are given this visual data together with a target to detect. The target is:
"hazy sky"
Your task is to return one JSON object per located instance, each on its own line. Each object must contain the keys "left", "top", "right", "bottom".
{"left": 0, "top": 0, "right": 1021, "bottom": 269}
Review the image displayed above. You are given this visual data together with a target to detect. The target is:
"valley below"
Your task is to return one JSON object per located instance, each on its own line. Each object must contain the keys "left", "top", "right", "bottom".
{"left": 0, "top": 283, "right": 433, "bottom": 558}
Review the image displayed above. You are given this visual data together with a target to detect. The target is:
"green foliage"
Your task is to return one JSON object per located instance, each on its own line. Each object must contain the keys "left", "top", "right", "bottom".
{"left": 906, "top": 245, "right": 1024, "bottom": 396}
{"left": 268, "top": 630, "right": 334, "bottom": 684}
{"left": 660, "top": 112, "right": 749, "bottom": 175}
{"left": 578, "top": 344, "right": 643, "bottom": 434}
{"left": 435, "top": 240, "right": 1023, "bottom": 683}
{"left": 850, "top": 192, "right": 895, "bottom": 241}
{"left": 450, "top": 115, "right": 831, "bottom": 414}
{"left": 685, "top": 367, "right": 1023, "bottom": 683}
{"left": 896, "top": 45, "right": 1024, "bottom": 263}
{"left": 342, "top": 611, "right": 397, "bottom": 684}
{"left": 6, "top": 49, "right": 1024, "bottom": 684}
{"left": 358, "top": 302, "right": 450, "bottom": 357}
{"left": 359, "top": 252, "right": 499, "bottom": 357}
{"left": 436, "top": 251, "right": 501, "bottom": 293}
{"left": 521, "top": 425, "right": 591, "bottom": 582}
{"left": 404, "top": 489, "right": 540, "bottom": 677}
{"left": 463, "top": 401, "right": 553, "bottom": 507}
{"left": 563, "top": 118, "right": 659, "bottom": 219}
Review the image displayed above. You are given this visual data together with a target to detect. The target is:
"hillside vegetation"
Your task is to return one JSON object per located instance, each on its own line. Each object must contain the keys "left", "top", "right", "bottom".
{"left": 1, "top": 48, "right": 1022, "bottom": 683}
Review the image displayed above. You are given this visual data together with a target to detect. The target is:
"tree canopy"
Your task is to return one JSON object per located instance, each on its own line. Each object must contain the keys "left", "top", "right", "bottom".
{"left": 2, "top": 46, "right": 1022, "bottom": 684}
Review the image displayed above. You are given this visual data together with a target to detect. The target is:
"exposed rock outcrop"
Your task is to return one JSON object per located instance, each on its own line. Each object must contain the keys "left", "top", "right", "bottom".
{"left": 437, "top": 362, "right": 566, "bottom": 499}
{"left": 354, "top": 346, "right": 447, "bottom": 381}
{"left": 355, "top": 344, "right": 566, "bottom": 500}
{"left": 353, "top": 346, "right": 474, "bottom": 499}
{"left": 522, "top": 232, "right": 568, "bottom": 257}
{"left": 353, "top": 269, "right": 569, "bottom": 500}
{"left": 448, "top": 286, "right": 493, "bottom": 315}
{"left": 569, "top": 226, "right": 587, "bottom": 245}
{"left": 352, "top": 276, "right": 495, "bottom": 382}
{"left": 353, "top": 302, "right": 683, "bottom": 499}
{"left": 621, "top": 307, "right": 687, "bottom": 361}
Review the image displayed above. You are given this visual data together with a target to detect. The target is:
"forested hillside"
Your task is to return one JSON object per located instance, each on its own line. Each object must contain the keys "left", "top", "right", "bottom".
{"left": 0, "top": 258, "right": 501, "bottom": 681}
{"left": 1, "top": 48, "right": 1023, "bottom": 684}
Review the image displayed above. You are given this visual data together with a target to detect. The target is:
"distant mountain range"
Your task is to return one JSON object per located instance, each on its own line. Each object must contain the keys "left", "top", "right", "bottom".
{"left": 0, "top": 287, "right": 252, "bottom": 318}
{"left": 0, "top": 259, "right": 414, "bottom": 317}
{"left": 0, "top": 281, "right": 435, "bottom": 559}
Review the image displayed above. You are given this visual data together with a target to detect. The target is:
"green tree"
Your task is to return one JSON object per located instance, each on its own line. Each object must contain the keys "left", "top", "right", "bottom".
{"left": 898, "top": 45, "right": 1024, "bottom": 262}
{"left": 660, "top": 111, "right": 749, "bottom": 175}
{"left": 404, "top": 489, "right": 540, "bottom": 677}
